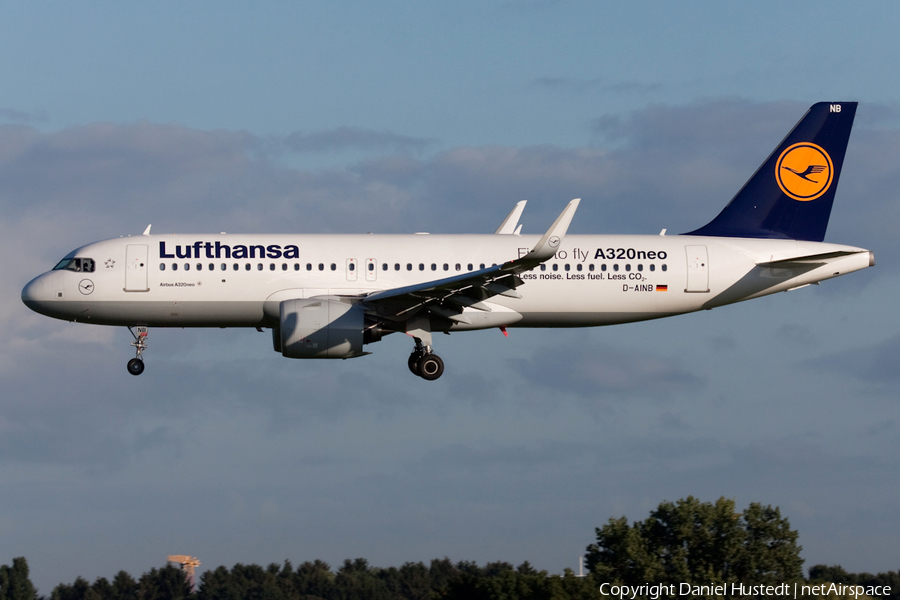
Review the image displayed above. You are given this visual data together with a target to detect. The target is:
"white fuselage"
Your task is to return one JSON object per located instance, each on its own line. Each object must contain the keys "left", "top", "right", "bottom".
{"left": 21, "top": 232, "right": 874, "bottom": 331}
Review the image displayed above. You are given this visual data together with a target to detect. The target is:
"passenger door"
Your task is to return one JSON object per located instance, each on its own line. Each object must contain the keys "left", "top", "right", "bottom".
{"left": 125, "top": 245, "right": 149, "bottom": 292}
{"left": 685, "top": 245, "right": 709, "bottom": 293}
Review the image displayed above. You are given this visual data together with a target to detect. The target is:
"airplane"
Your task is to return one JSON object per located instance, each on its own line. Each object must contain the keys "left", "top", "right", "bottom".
{"left": 21, "top": 102, "right": 874, "bottom": 381}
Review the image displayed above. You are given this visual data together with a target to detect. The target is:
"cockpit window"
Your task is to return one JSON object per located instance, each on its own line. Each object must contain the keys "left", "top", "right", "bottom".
{"left": 53, "top": 258, "right": 95, "bottom": 273}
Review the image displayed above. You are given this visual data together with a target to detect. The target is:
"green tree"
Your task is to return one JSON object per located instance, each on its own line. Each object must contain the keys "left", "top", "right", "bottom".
{"left": 137, "top": 565, "right": 193, "bottom": 600}
{"left": 197, "top": 566, "right": 239, "bottom": 600}
{"left": 109, "top": 572, "right": 139, "bottom": 600}
{"left": 295, "top": 560, "right": 334, "bottom": 600}
{"left": 0, "top": 557, "right": 38, "bottom": 600}
{"left": 426, "top": 558, "right": 458, "bottom": 597}
{"left": 50, "top": 576, "right": 97, "bottom": 600}
{"left": 585, "top": 496, "right": 803, "bottom": 588}
{"left": 333, "top": 559, "right": 391, "bottom": 600}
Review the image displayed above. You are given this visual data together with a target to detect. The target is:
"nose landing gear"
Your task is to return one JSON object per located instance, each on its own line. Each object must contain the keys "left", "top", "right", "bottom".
{"left": 408, "top": 338, "right": 444, "bottom": 380}
{"left": 127, "top": 326, "right": 148, "bottom": 376}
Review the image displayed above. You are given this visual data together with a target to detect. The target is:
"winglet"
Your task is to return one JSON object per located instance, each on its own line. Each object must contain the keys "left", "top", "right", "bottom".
{"left": 495, "top": 200, "right": 527, "bottom": 234}
{"left": 142, "top": 224, "right": 152, "bottom": 236}
{"left": 526, "top": 198, "right": 580, "bottom": 261}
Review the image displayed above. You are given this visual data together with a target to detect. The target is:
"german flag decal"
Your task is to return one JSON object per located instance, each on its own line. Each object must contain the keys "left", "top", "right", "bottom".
{"left": 656, "top": 285, "right": 668, "bottom": 292}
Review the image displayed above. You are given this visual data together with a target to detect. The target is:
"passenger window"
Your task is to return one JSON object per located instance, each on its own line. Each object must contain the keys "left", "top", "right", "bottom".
{"left": 650, "top": 264, "right": 655, "bottom": 272}
{"left": 381, "top": 263, "right": 387, "bottom": 271}
{"left": 221, "top": 264, "right": 227, "bottom": 271}
{"left": 455, "top": 264, "right": 461, "bottom": 271}
{"left": 245, "top": 264, "right": 251, "bottom": 271}
{"left": 270, "top": 264, "right": 275, "bottom": 271}
{"left": 480, "top": 263, "right": 485, "bottom": 269}
{"left": 552, "top": 264, "right": 558, "bottom": 272}
{"left": 282, "top": 264, "right": 287, "bottom": 271}
{"left": 184, "top": 264, "right": 190, "bottom": 271}
{"left": 318, "top": 263, "right": 324, "bottom": 271}
{"left": 349, "top": 263, "right": 355, "bottom": 271}
{"left": 625, "top": 264, "right": 631, "bottom": 272}
{"left": 613, "top": 264, "right": 619, "bottom": 272}
{"left": 577, "top": 264, "right": 582, "bottom": 271}
{"left": 330, "top": 263, "right": 336, "bottom": 271}
{"left": 443, "top": 264, "right": 448, "bottom": 271}
{"left": 637, "top": 264, "right": 643, "bottom": 272}
{"left": 209, "top": 263, "right": 214, "bottom": 271}
{"left": 197, "top": 264, "right": 202, "bottom": 271}
{"left": 395, "top": 264, "right": 401, "bottom": 271}
{"left": 589, "top": 264, "right": 595, "bottom": 272}
{"left": 601, "top": 264, "right": 607, "bottom": 272}
{"left": 540, "top": 264, "right": 546, "bottom": 271}
{"left": 233, "top": 264, "right": 239, "bottom": 271}
{"left": 407, "top": 264, "right": 412, "bottom": 271}
{"left": 172, "top": 264, "right": 178, "bottom": 271}
{"left": 369, "top": 263, "right": 375, "bottom": 271}
{"left": 662, "top": 264, "right": 667, "bottom": 272}
{"left": 419, "top": 264, "right": 424, "bottom": 271}
{"left": 160, "top": 263, "right": 166, "bottom": 271}
{"left": 564, "top": 264, "right": 570, "bottom": 271}
{"left": 431, "top": 264, "right": 437, "bottom": 271}
{"left": 294, "top": 264, "right": 299, "bottom": 271}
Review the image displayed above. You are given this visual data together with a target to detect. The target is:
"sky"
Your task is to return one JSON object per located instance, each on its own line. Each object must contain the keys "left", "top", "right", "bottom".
{"left": 2, "top": 1, "right": 900, "bottom": 593}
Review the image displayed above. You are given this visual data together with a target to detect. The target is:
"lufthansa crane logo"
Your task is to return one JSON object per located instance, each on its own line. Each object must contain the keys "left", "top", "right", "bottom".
{"left": 775, "top": 142, "right": 833, "bottom": 201}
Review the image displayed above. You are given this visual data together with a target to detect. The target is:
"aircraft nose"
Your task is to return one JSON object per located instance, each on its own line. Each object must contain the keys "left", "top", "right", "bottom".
{"left": 21, "top": 275, "right": 48, "bottom": 312}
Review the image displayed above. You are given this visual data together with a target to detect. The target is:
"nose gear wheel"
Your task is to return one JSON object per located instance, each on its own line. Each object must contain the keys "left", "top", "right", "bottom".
{"left": 127, "top": 326, "right": 149, "bottom": 376}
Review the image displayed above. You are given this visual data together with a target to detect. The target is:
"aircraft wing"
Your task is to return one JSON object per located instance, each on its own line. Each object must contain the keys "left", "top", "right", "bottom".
{"left": 361, "top": 199, "right": 580, "bottom": 325}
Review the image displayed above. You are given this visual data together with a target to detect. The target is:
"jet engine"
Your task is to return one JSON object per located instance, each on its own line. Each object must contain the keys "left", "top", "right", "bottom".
{"left": 279, "top": 298, "right": 368, "bottom": 359}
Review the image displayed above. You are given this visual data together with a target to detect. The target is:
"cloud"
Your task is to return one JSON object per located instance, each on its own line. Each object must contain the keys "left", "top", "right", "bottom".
{"left": 0, "top": 108, "right": 48, "bottom": 124}
{"left": 285, "top": 127, "right": 433, "bottom": 154}
{"left": 809, "top": 334, "right": 900, "bottom": 388}
{"left": 511, "top": 341, "right": 705, "bottom": 398}
{"left": 4, "top": 98, "right": 895, "bottom": 246}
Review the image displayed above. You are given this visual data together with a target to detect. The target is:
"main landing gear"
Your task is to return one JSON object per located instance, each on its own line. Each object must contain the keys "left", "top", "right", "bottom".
{"left": 127, "top": 326, "right": 148, "bottom": 376}
{"left": 408, "top": 338, "right": 444, "bottom": 381}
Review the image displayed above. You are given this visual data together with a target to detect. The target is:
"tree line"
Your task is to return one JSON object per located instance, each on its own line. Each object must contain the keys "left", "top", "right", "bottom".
{"left": 1, "top": 497, "right": 896, "bottom": 600}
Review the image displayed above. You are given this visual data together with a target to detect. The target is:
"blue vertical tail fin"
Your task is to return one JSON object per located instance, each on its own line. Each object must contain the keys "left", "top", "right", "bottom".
{"left": 686, "top": 102, "right": 857, "bottom": 242}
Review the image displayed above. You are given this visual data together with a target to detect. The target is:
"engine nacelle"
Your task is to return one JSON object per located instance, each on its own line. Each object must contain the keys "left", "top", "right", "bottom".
{"left": 279, "top": 298, "right": 366, "bottom": 359}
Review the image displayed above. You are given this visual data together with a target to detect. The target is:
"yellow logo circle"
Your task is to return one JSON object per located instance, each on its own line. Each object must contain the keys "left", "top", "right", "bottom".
{"left": 775, "top": 142, "right": 833, "bottom": 201}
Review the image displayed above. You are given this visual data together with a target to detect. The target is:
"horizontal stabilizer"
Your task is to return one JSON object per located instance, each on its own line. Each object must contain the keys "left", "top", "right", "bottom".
{"left": 756, "top": 250, "right": 862, "bottom": 268}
